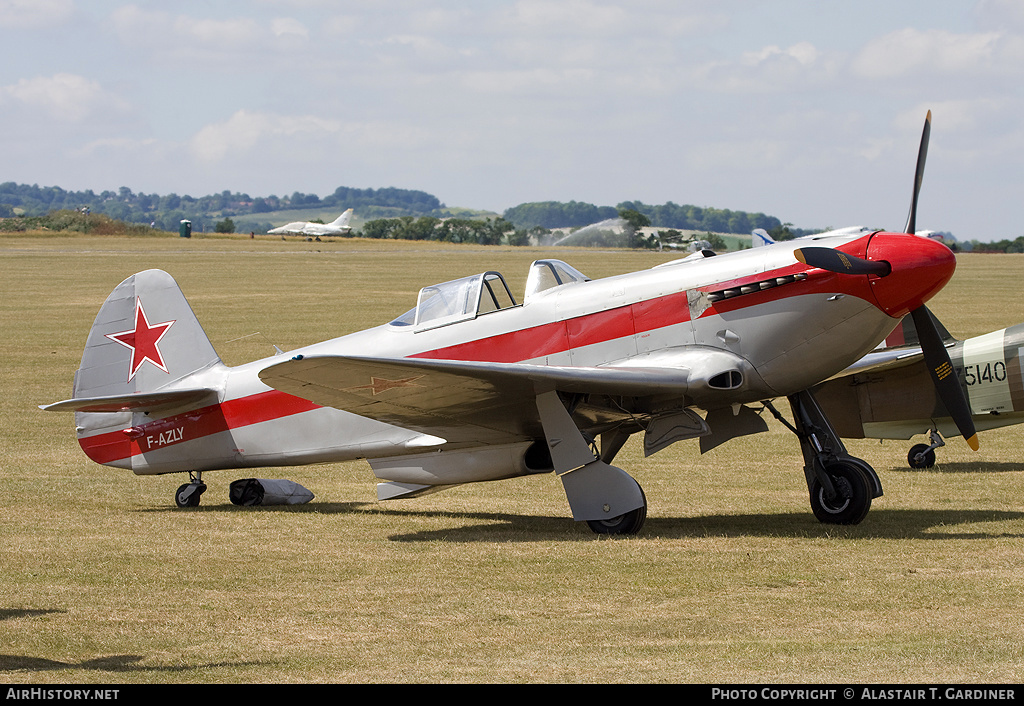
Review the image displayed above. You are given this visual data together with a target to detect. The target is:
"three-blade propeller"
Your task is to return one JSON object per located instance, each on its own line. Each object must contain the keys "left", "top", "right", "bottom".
{"left": 901, "top": 112, "right": 978, "bottom": 450}
{"left": 796, "top": 111, "right": 978, "bottom": 451}
{"left": 911, "top": 306, "right": 979, "bottom": 450}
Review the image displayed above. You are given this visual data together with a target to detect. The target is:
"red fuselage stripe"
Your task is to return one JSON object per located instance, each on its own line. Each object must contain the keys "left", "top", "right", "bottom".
{"left": 411, "top": 290, "right": 693, "bottom": 362}
{"left": 78, "top": 390, "right": 321, "bottom": 464}
{"left": 410, "top": 266, "right": 849, "bottom": 363}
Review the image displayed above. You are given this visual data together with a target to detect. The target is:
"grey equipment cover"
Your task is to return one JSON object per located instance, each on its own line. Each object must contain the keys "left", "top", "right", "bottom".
{"left": 229, "top": 478, "right": 315, "bottom": 506}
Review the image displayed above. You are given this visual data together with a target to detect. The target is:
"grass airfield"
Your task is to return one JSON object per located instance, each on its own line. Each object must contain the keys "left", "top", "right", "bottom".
{"left": 2, "top": 233, "right": 1023, "bottom": 684}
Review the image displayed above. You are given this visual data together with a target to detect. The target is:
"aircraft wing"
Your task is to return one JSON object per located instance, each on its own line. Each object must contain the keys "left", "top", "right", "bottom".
{"left": 258, "top": 354, "right": 693, "bottom": 446}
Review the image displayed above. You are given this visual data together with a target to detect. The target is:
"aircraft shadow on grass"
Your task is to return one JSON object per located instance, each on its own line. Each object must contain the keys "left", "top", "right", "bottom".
{"left": 0, "top": 651, "right": 271, "bottom": 674}
{"left": 887, "top": 460, "right": 1024, "bottom": 474}
{"left": 0, "top": 608, "right": 271, "bottom": 675}
{"left": 376, "top": 508, "right": 1024, "bottom": 543}
{"left": 0, "top": 608, "right": 63, "bottom": 620}
{"left": 143, "top": 500, "right": 1024, "bottom": 542}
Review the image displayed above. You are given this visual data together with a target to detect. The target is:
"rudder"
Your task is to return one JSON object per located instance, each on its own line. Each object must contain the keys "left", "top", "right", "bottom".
{"left": 331, "top": 208, "right": 353, "bottom": 227}
{"left": 73, "top": 269, "right": 221, "bottom": 400}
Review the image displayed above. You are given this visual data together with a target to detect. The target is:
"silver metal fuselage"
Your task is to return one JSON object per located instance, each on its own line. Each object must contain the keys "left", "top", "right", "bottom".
{"left": 80, "top": 233, "right": 936, "bottom": 477}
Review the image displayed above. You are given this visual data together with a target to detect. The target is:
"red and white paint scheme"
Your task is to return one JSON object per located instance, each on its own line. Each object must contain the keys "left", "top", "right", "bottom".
{"left": 44, "top": 113, "right": 977, "bottom": 534}
{"left": 104, "top": 298, "right": 175, "bottom": 381}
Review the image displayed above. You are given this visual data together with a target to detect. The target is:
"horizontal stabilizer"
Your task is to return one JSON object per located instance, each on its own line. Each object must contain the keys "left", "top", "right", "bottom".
{"left": 41, "top": 387, "right": 217, "bottom": 413}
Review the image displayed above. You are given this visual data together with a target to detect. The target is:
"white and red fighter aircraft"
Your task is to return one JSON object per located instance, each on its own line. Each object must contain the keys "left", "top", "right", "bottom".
{"left": 43, "top": 113, "right": 978, "bottom": 534}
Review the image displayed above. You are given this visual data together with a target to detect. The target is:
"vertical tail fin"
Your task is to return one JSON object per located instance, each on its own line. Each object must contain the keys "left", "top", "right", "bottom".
{"left": 43, "top": 270, "right": 224, "bottom": 471}
{"left": 76, "top": 269, "right": 221, "bottom": 398}
{"left": 330, "top": 208, "right": 354, "bottom": 227}
{"left": 751, "top": 228, "right": 775, "bottom": 247}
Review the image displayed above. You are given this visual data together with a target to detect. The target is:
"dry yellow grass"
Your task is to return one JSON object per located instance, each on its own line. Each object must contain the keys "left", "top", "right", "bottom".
{"left": 1, "top": 233, "right": 1023, "bottom": 683}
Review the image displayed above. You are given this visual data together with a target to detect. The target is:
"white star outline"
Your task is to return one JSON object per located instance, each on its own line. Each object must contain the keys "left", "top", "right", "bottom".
{"left": 104, "top": 297, "right": 176, "bottom": 382}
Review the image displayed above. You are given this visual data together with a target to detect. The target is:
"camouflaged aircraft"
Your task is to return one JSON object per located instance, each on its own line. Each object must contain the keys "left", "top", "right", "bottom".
{"left": 42, "top": 113, "right": 977, "bottom": 534}
{"left": 815, "top": 311, "right": 1024, "bottom": 469}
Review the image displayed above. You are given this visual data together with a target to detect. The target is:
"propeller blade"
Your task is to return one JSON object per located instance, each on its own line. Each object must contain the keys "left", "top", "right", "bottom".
{"left": 794, "top": 247, "right": 891, "bottom": 277}
{"left": 910, "top": 306, "right": 979, "bottom": 450}
{"left": 904, "top": 110, "right": 932, "bottom": 235}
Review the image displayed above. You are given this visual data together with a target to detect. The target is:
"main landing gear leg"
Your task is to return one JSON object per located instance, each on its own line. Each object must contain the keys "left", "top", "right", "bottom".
{"left": 175, "top": 471, "right": 207, "bottom": 508}
{"left": 535, "top": 390, "right": 647, "bottom": 535}
{"left": 766, "top": 390, "right": 882, "bottom": 525}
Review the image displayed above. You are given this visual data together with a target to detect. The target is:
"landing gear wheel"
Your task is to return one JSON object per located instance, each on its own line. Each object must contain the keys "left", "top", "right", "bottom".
{"left": 586, "top": 486, "right": 647, "bottom": 535}
{"left": 809, "top": 461, "right": 871, "bottom": 525}
{"left": 908, "top": 443, "right": 936, "bottom": 469}
{"left": 175, "top": 482, "right": 206, "bottom": 508}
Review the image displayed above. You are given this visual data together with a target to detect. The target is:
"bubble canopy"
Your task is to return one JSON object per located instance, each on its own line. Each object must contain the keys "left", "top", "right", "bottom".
{"left": 390, "top": 260, "right": 590, "bottom": 330}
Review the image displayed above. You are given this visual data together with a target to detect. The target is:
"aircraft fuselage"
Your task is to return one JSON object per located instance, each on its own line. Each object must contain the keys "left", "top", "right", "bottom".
{"left": 74, "top": 230, "right": 955, "bottom": 477}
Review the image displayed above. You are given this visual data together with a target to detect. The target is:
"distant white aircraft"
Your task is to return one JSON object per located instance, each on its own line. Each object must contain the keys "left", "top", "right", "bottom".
{"left": 269, "top": 208, "right": 353, "bottom": 236}
{"left": 752, "top": 226, "right": 874, "bottom": 248}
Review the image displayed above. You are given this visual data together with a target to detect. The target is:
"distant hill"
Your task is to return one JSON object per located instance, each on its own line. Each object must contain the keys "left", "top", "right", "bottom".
{"left": 502, "top": 201, "right": 621, "bottom": 229}
{"left": 0, "top": 182, "right": 451, "bottom": 233}
{"left": 503, "top": 199, "right": 784, "bottom": 234}
{"left": 1, "top": 181, "right": 799, "bottom": 237}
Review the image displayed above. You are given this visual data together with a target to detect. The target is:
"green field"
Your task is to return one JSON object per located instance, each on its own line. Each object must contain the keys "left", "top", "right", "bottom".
{"left": 2, "top": 233, "right": 1023, "bottom": 683}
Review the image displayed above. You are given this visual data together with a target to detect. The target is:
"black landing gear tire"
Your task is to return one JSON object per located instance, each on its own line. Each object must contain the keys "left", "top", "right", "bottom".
{"left": 175, "top": 482, "right": 206, "bottom": 508}
{"left": 809, "top": 462, "right": 871, "bottom": 525}
{"left": 907, "top": 443, "right": 936, "bottom": 469}
{"left": 586, "top": 486, "right": 647, "bottom": 535}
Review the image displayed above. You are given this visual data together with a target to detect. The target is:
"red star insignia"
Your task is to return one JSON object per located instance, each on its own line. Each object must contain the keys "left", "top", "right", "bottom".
{"left": 346, "top": 375, "right": 425, "bottom": 395}
{"left": 105, "top": 298, "right": 176, "bottom": 381}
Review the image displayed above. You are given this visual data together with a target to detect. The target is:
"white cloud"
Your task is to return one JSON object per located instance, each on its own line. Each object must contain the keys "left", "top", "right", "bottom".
{"left": 1, "top": 73, "right": 129, "bottom": 122}
{"left": 852, "top": 28, "right": 1024, "bottom": 80}
{"left": 496, "top": 0, "right": 724, "bottom": 38}
{"left": 178, "top": 15, "right": 262, "bottom": 46}
{"left": 743, "top": 42, "right": 820, "bottom": 67}
{"left": 271, "top": 17, "right": 309, "bottom": 39}
{"left": 500, "top": 0, "right": 631, "bottom": 36}
{"left": 974, "top": 0, "right": 1024, "bottom": 32}
{"left": 187, "top": 109, "right": 430, "bottom": 165}
{"left": 0, "top": 0, "right": 73, "bottom": 29}
{"left": 108, "top": 4, "right": 286, "bottom": 62}
{"left": 691, "top": 41, "right": 840, "bottom": 93}
{"left": 189, "top": 110, "right": 333, "bottom": 163}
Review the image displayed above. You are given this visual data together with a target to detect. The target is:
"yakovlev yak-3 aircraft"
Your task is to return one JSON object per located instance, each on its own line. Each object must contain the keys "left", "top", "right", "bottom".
{"left": 42, "top": 112, "right": 979, "bottom": 534}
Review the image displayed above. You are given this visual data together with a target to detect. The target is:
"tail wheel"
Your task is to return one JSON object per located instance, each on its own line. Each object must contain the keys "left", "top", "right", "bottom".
{"left": 809, "top": 461, "right": 871, "bottom": 525}
{"left": 175, "top": 482, "right": 206, "bottom": 508}
{"left": 908, "top": 443, "right": 936, "bottom": 469}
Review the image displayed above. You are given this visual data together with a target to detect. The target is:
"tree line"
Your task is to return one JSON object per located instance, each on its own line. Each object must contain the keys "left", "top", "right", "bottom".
{"left": 503, "top": 199, "right": 787, "bottom": 235}
{"left": 2, "top": 181, "right": 793, "bottom": 235}
{"left": 0, "top": 182, "right": 445, "bottom": 233}
{"left": 6, "top": 181, "right": 1021, "bottom": 249}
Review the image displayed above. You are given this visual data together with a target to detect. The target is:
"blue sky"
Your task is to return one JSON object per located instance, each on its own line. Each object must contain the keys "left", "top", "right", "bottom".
{"left": 2, "top": 0, "right": 1023, "bottom": 240}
